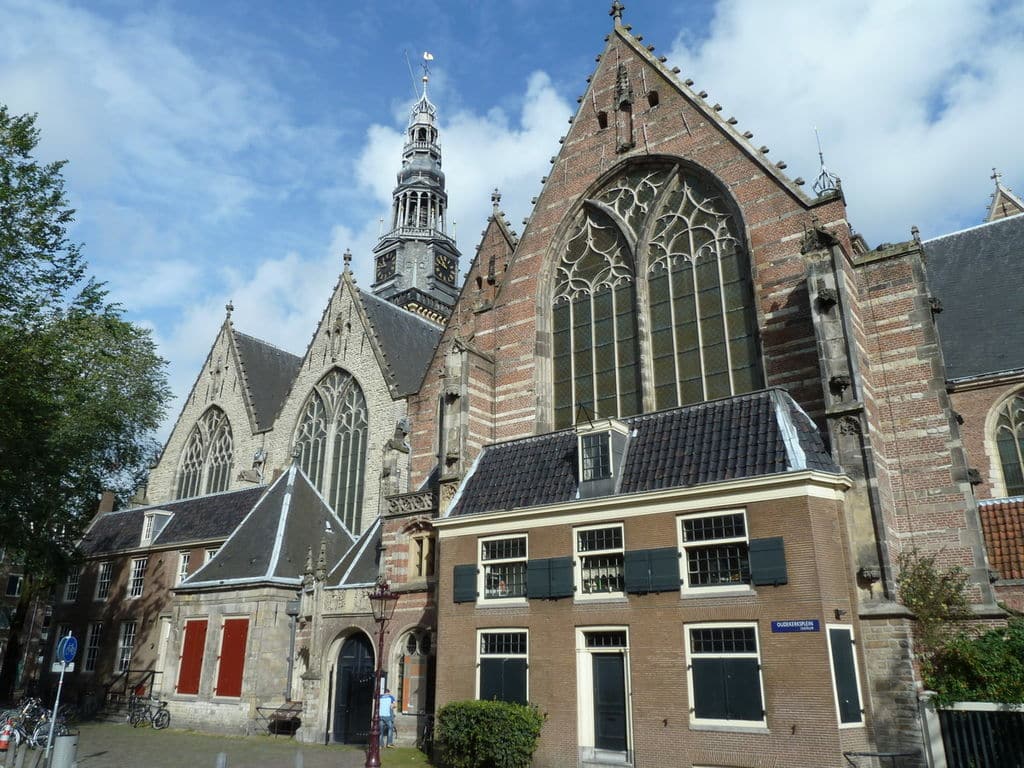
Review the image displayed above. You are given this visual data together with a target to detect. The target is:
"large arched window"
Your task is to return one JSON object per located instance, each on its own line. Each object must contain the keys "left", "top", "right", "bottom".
{"left": 294, "top": 369, "right": 368, "bottom": 533}
{"left": 175, "top": 407, "right": 233, "bottom": 499}
{"left": 551, "top": 160, "right": 762, "bottom": 428}
{"left": 995, "top": 393, "right": 1024, "bottom": 496}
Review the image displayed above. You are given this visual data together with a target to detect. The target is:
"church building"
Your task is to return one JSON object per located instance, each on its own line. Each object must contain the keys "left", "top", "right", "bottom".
{"left": 48, "top": 5, "right": 1022, "bottom": 767}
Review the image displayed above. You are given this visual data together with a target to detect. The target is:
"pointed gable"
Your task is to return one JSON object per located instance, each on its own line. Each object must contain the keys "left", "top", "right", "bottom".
{"left": 358, "top": 290, "right": 442, "bottom": 396}
{"left": 987, "top": 180, "right": 1024, "bottom": 222}
{"left": 232, "top": 331, "right": 302, "bottom": 432}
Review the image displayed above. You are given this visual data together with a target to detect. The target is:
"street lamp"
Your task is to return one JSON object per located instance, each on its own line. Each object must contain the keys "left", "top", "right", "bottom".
{"left": 365, "top": 580, "right": 399, "bottom": 768}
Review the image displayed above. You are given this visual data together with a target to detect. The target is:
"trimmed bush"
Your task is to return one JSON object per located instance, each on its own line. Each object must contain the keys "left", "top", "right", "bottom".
{"left": 436, "top": 700, "right": 545, "bottom": 768}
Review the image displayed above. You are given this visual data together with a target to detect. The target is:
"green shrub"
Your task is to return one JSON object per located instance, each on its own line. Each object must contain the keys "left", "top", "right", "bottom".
{"left": 436, "top": 700, "right": 545, "bottom": 768}
{"left": 927, "top": 617, "right": 1024, "bottom": 705}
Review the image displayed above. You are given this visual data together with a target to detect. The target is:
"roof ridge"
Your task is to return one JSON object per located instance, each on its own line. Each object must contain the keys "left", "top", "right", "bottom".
{"left": 923, "top": 212, "right": 1024, "bottom": 244}
{"left": 232, "top": 329, "right": 302, "bottom": 360}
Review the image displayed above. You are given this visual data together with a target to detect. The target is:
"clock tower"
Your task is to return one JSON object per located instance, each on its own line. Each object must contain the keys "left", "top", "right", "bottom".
{"left": 371, "top": 57, "right": 461, "bottom": 323}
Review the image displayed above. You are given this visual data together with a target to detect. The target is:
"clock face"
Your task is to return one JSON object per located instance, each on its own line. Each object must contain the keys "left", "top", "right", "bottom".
{"left": 435, "top": 253, "right": 456, "bottom": 284}
{"left": 375, "top": 251, "right": 396, "bottom": 283}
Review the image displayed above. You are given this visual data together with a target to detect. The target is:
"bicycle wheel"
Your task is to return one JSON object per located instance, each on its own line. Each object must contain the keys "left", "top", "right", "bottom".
{"left": 129, "top": 709, "right": 145, "bottom": 727}
{"left": 153, "top": 709, "right": 170, "bottom": 730}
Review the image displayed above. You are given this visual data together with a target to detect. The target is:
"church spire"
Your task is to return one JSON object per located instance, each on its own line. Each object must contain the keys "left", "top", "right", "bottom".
{"left": 371, "top": 51, "right": 461, "bottom": 324}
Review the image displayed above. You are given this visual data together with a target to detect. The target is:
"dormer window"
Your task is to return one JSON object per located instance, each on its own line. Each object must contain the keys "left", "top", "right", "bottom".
{"left": 576, "top": 418, "right": 630, "bottom": 498}
{"left": 140, "top": 511, "right": 172, "bottom": 546}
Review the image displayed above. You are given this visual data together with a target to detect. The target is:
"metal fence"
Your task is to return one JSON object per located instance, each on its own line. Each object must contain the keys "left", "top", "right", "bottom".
{"left": 931, "top": 703, "right": 1024, "bottom": 768}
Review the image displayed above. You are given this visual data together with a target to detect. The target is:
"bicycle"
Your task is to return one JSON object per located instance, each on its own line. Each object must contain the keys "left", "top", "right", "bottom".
{"left": 128, "top": 696, "right": 170, "bottom": 729}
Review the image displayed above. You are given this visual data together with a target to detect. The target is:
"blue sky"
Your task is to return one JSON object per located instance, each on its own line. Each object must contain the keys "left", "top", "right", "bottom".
{"left": 2, "top": 0, "right": 1022, "bottom": 439}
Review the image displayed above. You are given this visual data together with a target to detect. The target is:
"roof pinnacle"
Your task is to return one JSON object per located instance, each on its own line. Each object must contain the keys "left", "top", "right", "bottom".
{"left": 491, "top": 188, "right": 502, "bottom": 210}
{"left": 991, "top": 167, "right": 1003, "bottom": 187}
{"left": 225, "top": 300, "right": 234, "bottom": 319}
{"left": 343, "top": 248, "right": 352, "bottom": 272}
{"left": 610, "top": 1, "right": 625, "bottom": 26}
{"left": 812, "top": 127, "right": 840, "bottom": 196}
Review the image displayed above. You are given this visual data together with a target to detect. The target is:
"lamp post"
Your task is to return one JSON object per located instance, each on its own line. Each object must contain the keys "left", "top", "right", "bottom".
{"left": 365, "top": 580, "right": 399, "bottom": 768}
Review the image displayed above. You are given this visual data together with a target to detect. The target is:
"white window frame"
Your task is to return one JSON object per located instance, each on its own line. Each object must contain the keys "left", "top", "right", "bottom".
{"left": 177, "top": 551, "right": 191, "bottom": 585}
{"left": 826, "top": 623, "right": 866, "bottom": 728}
{"left": 478, "top": 534, "right": 528, "bottom": 604}
{"left": 63, "top": 569, "right": 80, "bottom": 602}
{"left": 677, "top": 509, "right": 753, "bottom": 595}
{"left": 128, "top": 557, "right": 148, "bottom": 599}
{"left": 476, "top": 628, "right": 528, "bottom": 702}
{"left": 84, "top": 622, "right": 103, "bottom": 673}
{"left": 5, "top": 574, "right": 23, "bottom": 598}
{"left": 579, "top": 432, "right": 612, "bottom": 481}
{"left": 118, "top": 621, "right": 137, "bottom": 673}
{"left": 204, "top": 548, "right": 218, "bottom": 565}
{"left": 684, "top": 621, "right": 766, "bottom": 729}
{"left": 94, "top": 561, "right": 113, "bottom": 600}
{"left": 574, "top": 523, "right": 625, "bottom": 600}
{"left": 574, "top": 626, "right": 632, "bottom": 759}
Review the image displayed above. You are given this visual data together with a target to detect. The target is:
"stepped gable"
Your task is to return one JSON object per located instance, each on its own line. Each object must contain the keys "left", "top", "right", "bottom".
{"left": 327, "top": 516, "right": 382, "bottom": 587}
{"left": 979, "top": 497, "right": 1024, "bottom": 580}
{"left": 232, "top": 331, "right": 303, "bottom": 431}
{"left": 181, "top": 466, "right": 353, "bottom": 588}
{"left": 359, "top": 289, "right": 443, "bottom": 396}
{"left": 449, "top": 389, "right": 840, "bottom": 518}
{"left": 924, "top": 214, "right": 1024, "bottom": 380}
{"left": 79, "top": 486, "right": 267, "bottom": 555}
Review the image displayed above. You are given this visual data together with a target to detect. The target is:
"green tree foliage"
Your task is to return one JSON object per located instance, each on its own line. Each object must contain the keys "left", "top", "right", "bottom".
{"left": 0, "top": 105, "right": 169, "bottom": 693}
{"left": 436, "top": 700, "right": 545, "bottom": 768}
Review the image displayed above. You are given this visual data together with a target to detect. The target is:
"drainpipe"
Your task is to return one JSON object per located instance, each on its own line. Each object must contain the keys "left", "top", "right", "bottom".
{"left": 285, "top": 599, "right": 300, "bottom": 701}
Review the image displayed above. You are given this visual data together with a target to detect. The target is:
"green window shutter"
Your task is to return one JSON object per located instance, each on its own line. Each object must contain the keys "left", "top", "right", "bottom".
{"left": 625, "top": 548, "right": 680, "bottom": 593}
{"left": 526, "top": 558, "right": 551, "bottom": 599}
{"left": 479, "top": 658, "right": 528, "bottom": 705}
{"left": 691, "top": 658, "right": 727, "bottom": 719}
{"left": 648, "top": 547, "right": 681, "bottom": 591}
{"left": 749, "top": 537, "right": 787, "bottom": 586}
{"left": 479, "top": 658, "right": 502, "bottom": 701}
{"left": 453, "top": 564, "right": 478, "bottom": 603}
{"left": 829, "top": 628, "right": 862, "bottom": 724}
{"left": 724, "top": 658, "right": 763, "bottom": 721}
{"left": 527, "top": 557, "right": 574, "bottom": 599}
{"left": 624, "top": 549, "right": 651, "bottom": 593}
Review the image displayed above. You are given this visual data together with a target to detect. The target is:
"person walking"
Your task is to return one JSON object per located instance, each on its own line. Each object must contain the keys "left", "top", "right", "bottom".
{"left": 379, "top": 688, "right": 397, "bottom": 748}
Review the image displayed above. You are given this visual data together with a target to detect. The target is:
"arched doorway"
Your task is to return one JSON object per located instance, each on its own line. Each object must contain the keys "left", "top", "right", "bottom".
{"left": 333, "top": 634, "right": 374, "bottom": 744}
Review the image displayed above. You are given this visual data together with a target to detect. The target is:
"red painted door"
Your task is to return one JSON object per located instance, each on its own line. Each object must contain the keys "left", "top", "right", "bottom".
{"left": 214, "top": 618, "right": 249, "bottom": 697}
{"left": 176, "top": 619, "right": 207, "bottom": 695}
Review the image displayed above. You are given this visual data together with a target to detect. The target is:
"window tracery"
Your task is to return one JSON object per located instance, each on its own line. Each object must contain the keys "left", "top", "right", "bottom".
{"left": 294, "top": 369, "right": 368, "bottom": 533}
{"left": 995, "top": 393, "right": 1024, "bottom": 496}
{"left": 175, "top": 407, "right": 233, "bottom": 499}
{"left": 551, "top": 160, "right": 763, "bottom": 428}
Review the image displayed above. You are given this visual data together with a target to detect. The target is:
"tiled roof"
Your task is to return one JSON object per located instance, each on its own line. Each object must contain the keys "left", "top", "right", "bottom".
{"left": 924, "top": 215, "right": 1024, "bottom": 381}
{"left": 449, "top": 389, "right": 840, "bottom": 518}
{"left": 182, "top": 466, "right": 354, "bottom": 588}
{"left": 79, "top": 486, "right": 267, "bottom": 556}
{"left": 979, "top": 496, "right": 1024, "bottom": 580}
{"left": 233, "top": 331, "right": 303, "bottom": 431}
{"left": 359, "top": 290, "right": 442, "bottom": 396}
{"left": 327, "top": 517, "right": 382, "bottom": 588}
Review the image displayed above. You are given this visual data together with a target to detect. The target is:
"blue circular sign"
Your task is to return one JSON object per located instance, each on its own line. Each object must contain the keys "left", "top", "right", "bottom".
{"left": 57, "top": 635, "right": 78, "bottom": 664}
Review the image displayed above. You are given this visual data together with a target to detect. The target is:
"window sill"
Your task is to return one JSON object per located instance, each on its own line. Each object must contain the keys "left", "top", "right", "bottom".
{"left": 681, "top": 587, "right": 755, "bottom": 599}
{"left": 476, "top": 599, "right": 528, "bottom": 609}
{"left": 689, "top": 722, "right": 768, "bottom": 734}
{"left": 574, "top": 595, "right": 628, "bottom": 605}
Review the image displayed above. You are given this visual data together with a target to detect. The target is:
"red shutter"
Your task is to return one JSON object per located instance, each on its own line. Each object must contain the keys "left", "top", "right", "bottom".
{"left": 176, "top": 619, "right": 207, "bottom": 695}
{"left": 214, "top": 618, "right": 249, "bottom": 698}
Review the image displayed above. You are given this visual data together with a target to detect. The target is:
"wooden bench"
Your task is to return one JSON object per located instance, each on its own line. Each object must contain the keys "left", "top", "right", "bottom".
{"left": 256, "top": 701, "right": 303, "bottom": 737}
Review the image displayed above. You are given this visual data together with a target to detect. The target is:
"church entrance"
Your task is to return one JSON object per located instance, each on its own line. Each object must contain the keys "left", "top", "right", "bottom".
{"left": 333, "top": 634, "right": 374, "bottom": 744}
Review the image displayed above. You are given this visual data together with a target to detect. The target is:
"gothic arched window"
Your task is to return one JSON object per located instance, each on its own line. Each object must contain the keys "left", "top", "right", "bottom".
{"left": 995, "top": 393, "right": 1024, "bottom": 496}
{"left": 294, "top": 369, "right": 368, "bottom": 533}
{"left": 175, "top": 407, "right": 233, "bottom": 499}
{"left": 551, "top": 160, "right": 763, "bottom": 428}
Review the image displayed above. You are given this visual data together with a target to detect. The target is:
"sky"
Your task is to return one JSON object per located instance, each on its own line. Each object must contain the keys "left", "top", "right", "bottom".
{"left": 2, "top": 0, "right": 1022, "bottom": 441}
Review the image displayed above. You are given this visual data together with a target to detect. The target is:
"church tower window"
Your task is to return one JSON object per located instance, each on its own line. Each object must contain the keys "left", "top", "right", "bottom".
{"left": 995, "top": 392, "right": 1024, "bottom": 496}
{"left": 294, "top": 369, "right": 368, "bottom": 533}
{"left": 551, "top": 160, "right": 762, "bottom": 428}
{"left": 175, "top": 407, "right": 233, "bottom": 499}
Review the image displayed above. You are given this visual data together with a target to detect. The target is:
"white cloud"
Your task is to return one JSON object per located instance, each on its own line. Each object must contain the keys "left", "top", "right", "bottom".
{"left": 666, "top": 0, "right": 1024, "bottom": 241}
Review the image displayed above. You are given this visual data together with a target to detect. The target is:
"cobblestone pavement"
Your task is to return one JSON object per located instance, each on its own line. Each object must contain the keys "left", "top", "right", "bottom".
{"left": 10, "top": 722, "right": 429, "bottom": 768}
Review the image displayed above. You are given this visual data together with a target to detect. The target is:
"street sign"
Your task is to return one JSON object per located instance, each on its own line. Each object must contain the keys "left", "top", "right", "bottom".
{"left": 56, "top": 635, "right": 78, "bottom": 664}
{"left": 50, "top": 663, "right": 75, "bottom": 673}
{"left": 770, "top": 619, "right": 820, "bottom": 633}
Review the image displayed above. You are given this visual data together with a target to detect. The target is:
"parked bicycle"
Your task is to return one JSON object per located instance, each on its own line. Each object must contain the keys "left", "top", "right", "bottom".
{"left": 127, "top": 694, "right": 170, "bottom": 729}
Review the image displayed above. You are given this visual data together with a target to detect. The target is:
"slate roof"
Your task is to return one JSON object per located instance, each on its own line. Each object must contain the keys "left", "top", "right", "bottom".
{"left": 978, "top": 496, "right": 1024, "bottom": 581}
{"left": 924, "top": 214, "right": 1024, "bottom": 381}
{"left": 326, "top": 517, "right": 383, "bottom": 588}
{"left": 79, "top": 486, "right": 267, "bottom": 556}
{"left": 359, "top": 290, "right": 442, "bottom": 396}
{"left": 181, "top": 466, "right": 354, "bottom": 588}
{"left": 449, "top": 389, "right": 840, "bottom": 518}
{"left": 233, "top": 331, "right": 303, "bottom": 431}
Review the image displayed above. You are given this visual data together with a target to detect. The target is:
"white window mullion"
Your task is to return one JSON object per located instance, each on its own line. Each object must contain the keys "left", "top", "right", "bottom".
{"left": 715, "top": 240, "right": 736, "bottom": 394}
{"left": 687, "top": 228, "right": 708, "bottom": 401}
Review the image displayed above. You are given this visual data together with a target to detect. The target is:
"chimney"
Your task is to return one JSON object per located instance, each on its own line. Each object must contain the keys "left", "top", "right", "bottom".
{"left": 98, "top": 490, "right": 116, "bottom": 515}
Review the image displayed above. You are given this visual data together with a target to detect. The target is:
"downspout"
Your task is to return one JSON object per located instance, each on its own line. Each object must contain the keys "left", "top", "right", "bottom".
{"left": 285, "top": 598, "right": 300, "bottom": 701}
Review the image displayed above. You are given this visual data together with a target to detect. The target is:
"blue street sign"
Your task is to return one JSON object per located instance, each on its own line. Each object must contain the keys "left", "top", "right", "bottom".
{"left": 771, "top": 619, "right": 820, "bottom": 633}
{"left": 57, "top": 635, "right": 78, "bottom": 663}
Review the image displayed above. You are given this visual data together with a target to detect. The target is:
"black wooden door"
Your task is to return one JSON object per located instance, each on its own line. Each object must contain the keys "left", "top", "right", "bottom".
{"left": 592, "top": 653, "right": 627, "bottom": 751}
{"left": 334, "top": 635, "right": 374, "bottom": 744}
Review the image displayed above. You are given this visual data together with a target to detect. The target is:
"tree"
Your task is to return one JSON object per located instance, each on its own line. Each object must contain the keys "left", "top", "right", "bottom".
{"left": 0, "top": 105, "right": 170, "bottom": 697}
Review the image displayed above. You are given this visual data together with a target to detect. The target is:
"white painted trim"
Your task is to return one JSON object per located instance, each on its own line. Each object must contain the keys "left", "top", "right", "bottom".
{"left": 575, "top": 626, "right": 632, "bottom": 756}
{"left": 437, "top": 472, "right": 846, "bottom": 539}
{"left": 825, "top": 623, "right": 866, "bottom": 728}
{"left": 477, "top": 533, "right": 529, "bottom": 606}
{"left": 573, "top": 523, "right": 625, "bottom": 601}
{"left": 265, "top": 466, "right": 297, "bottom": 576}
{"left": 771, "top": 389, "right": 807, "bottom": 470}
{"left": 325, "top": 514, "right": 382, "bottom": 585}
{"left": 444, "top": 449, "right": 483, "bottom": 517}
{"left": 676, "top": 509, "right": 751, "bottom": 594}
{"left": 476, "top": 628, "right": 528, "bottom": 702}
{"left": 941, "top": 701, "right": 1024, "bottom": 712}
{"left": 684, "top": 620, "right": 766, "bottom": 728}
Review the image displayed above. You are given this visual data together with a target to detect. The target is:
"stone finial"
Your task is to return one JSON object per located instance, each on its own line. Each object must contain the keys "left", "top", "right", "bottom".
{"left": 991, "top": 167, "right": 1002, "bottom": 186}
{"left": 343, "top": 248, "right": 352, "bottom": 271}
{"left": 491, "top": 188, "right": 502, "bottom": 210}
{"left": 291, "top": 445, "right": 302, "bottom": 464}
{"left": 315, "top": 538, "right": 327, "bottom": 582}
{"left": 225, "top": 300, "right": 234, "bottom": 319}
{"left": 610, "top": 0, "right": 625, "bottom": 25}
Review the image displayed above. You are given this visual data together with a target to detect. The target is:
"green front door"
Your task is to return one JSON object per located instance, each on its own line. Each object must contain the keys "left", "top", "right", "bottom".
{"left": 592, "top": 653, "right": 627, "bottom": 751}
